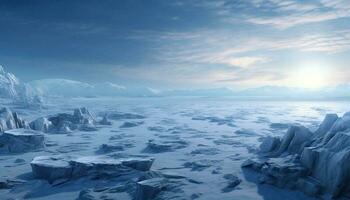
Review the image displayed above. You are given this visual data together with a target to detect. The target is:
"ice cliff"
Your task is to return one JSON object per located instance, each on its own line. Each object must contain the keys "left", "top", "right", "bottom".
{"left": 243, "top": 111, "right": 350, "bottom": 198}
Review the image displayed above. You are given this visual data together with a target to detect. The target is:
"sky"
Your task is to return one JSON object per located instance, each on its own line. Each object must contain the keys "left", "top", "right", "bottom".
{"left": 1, "top": 0, "right": 350, "bottom": 89}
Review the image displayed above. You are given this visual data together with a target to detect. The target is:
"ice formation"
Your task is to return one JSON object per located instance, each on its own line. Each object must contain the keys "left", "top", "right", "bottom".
{"left": 0, "top": 107, "right": 27, "bottom": 132}
{"left": 0, "top": 66, "right": 43, "bottom": 107}
{"left": 0, "top": 107, "right": 46, "bottom": 153}
{"left": 30, "top": 107, "right": 97, "bottom": 133}
{"left": 0, "top": 129, "right": 45, "bottom": 153}
{"left": 243, "top": 112, "right": 350, "bottom": 198}
{"left": 30, "top": 155, "right": 154, "bottom": 183}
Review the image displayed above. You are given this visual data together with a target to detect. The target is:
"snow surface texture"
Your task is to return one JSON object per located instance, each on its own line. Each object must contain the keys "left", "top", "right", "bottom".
{"left": 1, "top": 96, "right": 350, "bottom": 199}
{"left": 0, "top": 66, "right": 42, "bottom": 107}
{"left": 243, "top": 112, "right": 350, "bottom": 198}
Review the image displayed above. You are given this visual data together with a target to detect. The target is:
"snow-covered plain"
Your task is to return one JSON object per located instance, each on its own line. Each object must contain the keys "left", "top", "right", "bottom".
{"left": 1, "top": 96, "right": 350, "bottom": 200}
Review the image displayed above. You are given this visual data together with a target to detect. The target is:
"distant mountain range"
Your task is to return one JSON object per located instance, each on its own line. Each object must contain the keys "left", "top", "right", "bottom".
{"left": 1, "top": 66, "right": 350, "bottom": 100}
{"left": 28, "top": 78, "right": 350, "bottom": 100}
{"left": 0, "top": 66, "right": 42, "bottom": 106}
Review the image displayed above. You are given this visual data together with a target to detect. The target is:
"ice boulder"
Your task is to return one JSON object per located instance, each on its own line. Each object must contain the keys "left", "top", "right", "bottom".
{"left": 0, "top": 129, "right": 45, "bottom": 153}
{"left": 48, "top": 107, "right": 95, "bottom": 127}
{"left": 31, "top": 155, "right": 155, "bottom": 183}
{"left": 29, "top": 117, "right": 52, "bottom": 133}
{"left": 31, "top": 107, "right": 97, "bottom": 133}
{"left": 31, "top": 155, "right": 73, "bottom": 183}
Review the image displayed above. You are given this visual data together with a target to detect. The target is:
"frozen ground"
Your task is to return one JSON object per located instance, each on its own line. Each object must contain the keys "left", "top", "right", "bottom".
{"left": 1, "top": 97, "right": 349, "bottom": 200}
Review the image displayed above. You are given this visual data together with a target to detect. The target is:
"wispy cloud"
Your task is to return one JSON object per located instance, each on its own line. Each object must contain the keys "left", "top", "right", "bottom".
{"left": 184, "top": 0, "right": 350, "bottom": 29}
{"left": 145, "top": 28, "right": 350, "bottom": 66}
{"left": 126, "top": 27, "right": 350, "bottom": 86}
{"left": 221, "top": 56, "right": 268, "bottom": 67}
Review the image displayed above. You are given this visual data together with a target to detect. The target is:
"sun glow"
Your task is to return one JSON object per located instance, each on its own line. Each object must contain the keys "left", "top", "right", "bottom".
{"left": 289, "top": 62, "right": 331, "bottom": 89}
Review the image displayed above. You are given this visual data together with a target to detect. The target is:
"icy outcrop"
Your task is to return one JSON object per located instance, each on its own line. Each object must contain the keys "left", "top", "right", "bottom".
{"left": 0, "top": 65, "right": 43, "bottom": 107}
{"left": 272, "top": 125, "right": 312, "bottom": 156}
{"left": 259, "top": 136, "right": 280, "bottom": 153}
{"left": 243, "top": 111, "right": 350, "bottom": 198}
{"left": 30, "top": 107, "right": 97, "bottom": 133}
{"left": 29, "top": 117, "right": 52, "bottom": 132}
{"left": 0, "top": 107, "right": 27, "bottom": 132}
{"left": 313, "top": 114, "right": 338, "bottom": 137}
{"left": 300, "top": 130, "right": 350, "bottom": 197}
{"left": 31, "top": 155, "right": 155, "bottom": 183}
{"left": 0, "top": 129, "right": 45, "bottom": 153}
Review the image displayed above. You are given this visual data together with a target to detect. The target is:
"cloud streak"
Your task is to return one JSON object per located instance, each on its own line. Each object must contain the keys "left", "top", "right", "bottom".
{"left": 147, "top": 28, "right": 350, "bottom": 65}
{"left": 127, "top": 27, "right": 350, "bottom": 87}
{"left": 185, "top": 0, "right": 350, "bottom": 29}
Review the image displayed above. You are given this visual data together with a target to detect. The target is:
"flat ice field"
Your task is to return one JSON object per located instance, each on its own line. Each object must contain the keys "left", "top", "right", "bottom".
{"left": 1, "top": 97, "right": 349, "bottom": 200}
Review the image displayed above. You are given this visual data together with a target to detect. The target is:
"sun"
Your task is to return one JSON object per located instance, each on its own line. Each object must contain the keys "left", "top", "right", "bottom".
{"left": 289, "top": 62, "right": 331, "bottom": 89}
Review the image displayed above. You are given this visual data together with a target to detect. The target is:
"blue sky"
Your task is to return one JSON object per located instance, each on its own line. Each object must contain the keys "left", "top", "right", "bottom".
{"left": 1, "top": 0, "right": 350, "bottom": 89}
